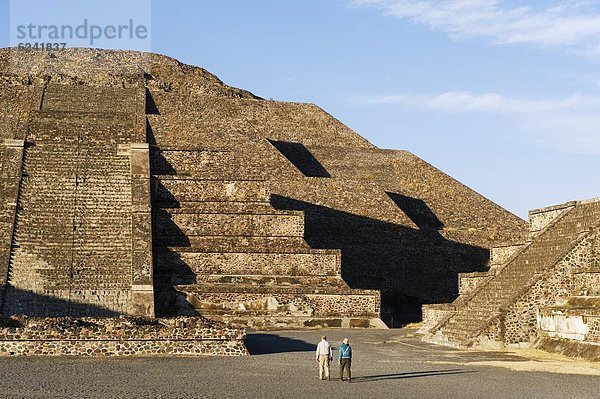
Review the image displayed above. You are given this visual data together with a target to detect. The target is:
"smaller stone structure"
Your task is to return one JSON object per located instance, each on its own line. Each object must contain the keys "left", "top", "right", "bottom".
{"left": 420, "top": 198, "right": 600, "bottom": 362}
{"left": 0, "top": 316, "right": 247, "bottom": 356}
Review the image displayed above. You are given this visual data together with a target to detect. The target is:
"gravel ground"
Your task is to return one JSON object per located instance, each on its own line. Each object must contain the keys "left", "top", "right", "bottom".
{"left": 0, "top": 328, "right": 598, "bottom": 399}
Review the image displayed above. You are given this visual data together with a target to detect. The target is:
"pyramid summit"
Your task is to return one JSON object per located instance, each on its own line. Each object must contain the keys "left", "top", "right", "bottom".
{"left": 7, "top": 48, "right": 596, "bottom": 357}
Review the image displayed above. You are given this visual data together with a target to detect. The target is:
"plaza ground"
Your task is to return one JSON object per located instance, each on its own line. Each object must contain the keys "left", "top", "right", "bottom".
{"left": 0, "top": 327, "right": 598, "bottom": 399}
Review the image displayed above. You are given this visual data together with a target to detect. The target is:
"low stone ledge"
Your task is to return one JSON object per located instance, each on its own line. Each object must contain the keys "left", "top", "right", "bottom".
{"left": 534, "top": 336, "right": 600, "bottom": 362}
{"left": 205, "top": 315, "right": 387, "bottom": 330}
{"left": 0, "top": 316, "right": 248, "bottom": 357}
{"left": 0, "top": 339, "right": 247, "bottom": 357}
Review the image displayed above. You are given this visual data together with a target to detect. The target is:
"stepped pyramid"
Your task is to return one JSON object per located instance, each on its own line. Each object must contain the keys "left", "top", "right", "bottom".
{"left": 0, "top": 48, "right": 527, "bottom": 328}
{"left": 422, "top": 198, "right": 600, "bottom": 357}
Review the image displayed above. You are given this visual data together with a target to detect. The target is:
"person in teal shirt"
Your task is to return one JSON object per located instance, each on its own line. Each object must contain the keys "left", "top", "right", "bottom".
{"left": 338, "top": 338, "right": 352, "bottom": 382}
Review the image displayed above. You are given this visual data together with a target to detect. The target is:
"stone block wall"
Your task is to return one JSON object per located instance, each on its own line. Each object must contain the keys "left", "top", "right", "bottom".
{"left": 42, "top": 86, "right": 140, "bottom": 114}
{"left": 0, "top": 84, "right": 37, "bottom": 142}
{"left": 573, "top": 271, "right": 600, "bottom": 296}
{"left": 150, "top": 148, "right": 237, "bottom": 179}
{"left": 535, "top": 297, "right": 600, "bottom": 362}
{"left": 154, "top": 211, "right": 304, "bottom": 237}
{"left": 183, "top": 291, "right": 380, "bottom": 318}
{"left": 153, "top": 178, "right": 270, "bottom": 203}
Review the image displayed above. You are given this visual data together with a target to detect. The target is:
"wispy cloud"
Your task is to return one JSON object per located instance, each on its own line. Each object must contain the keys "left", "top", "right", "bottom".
{"left": 351, "top": 0, "right": 600, "bottom": 56}
{"left": 357, "top": 91, "right": 600, "bottom": 113}
{"left": 352, "top": 90, "right": 600, "bottom": 154}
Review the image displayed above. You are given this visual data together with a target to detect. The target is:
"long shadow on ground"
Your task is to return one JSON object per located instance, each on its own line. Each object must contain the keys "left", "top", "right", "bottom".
{"left": 353, "top": 369, "right": 476, "bottom": 383}
{"left": 245, "top": 334, "right": 316, "bottom": 355}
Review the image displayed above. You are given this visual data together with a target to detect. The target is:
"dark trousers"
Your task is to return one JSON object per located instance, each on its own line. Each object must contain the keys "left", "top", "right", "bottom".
{"left": 340, "top": 358, "right": 351, "bottom": 380}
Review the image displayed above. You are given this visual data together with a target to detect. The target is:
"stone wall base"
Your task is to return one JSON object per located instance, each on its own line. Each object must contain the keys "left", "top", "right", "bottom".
{"left": 0, "top": 316, "right": 248, "bottom": 357}
{"left": 0, "top": 339, "right": 248, "bottom": 357}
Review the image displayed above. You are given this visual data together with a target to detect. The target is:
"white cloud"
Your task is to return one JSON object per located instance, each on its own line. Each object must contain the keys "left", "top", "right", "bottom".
{"left": 352, "top": 90, "right": 600, "bottom": 154}
{"left": 351, "top": 0, "right": 600, "bottom": 55}
{"left": 358, "top": 91, "right": 600, "bottom": 113}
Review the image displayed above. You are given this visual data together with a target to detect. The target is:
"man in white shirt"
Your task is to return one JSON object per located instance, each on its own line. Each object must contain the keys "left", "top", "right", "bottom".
{"left": 315, "top": 335, "right": 333, "bottom": 381}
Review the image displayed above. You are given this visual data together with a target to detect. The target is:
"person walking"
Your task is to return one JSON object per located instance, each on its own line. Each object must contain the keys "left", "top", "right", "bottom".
{"left": 315, "top": 335, "right": 333, "bottom": 381}
{"left": 338, "top": 338, "right": 352, "bottom": 382}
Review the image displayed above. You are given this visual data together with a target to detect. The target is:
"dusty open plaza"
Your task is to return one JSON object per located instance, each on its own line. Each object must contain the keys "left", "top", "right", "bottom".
{"left": 0, "top": 327, "right": 598, "bottom": 399}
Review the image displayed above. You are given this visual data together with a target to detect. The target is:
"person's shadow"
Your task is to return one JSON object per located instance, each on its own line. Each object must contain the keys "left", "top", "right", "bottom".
{"left": 352, "top": 369, "right": 476, "bottom": 383}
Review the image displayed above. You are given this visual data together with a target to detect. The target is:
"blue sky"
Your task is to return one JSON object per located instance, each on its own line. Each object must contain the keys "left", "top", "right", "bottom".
{"left": 1, "top": 0, "right": 599, "bottom": 218}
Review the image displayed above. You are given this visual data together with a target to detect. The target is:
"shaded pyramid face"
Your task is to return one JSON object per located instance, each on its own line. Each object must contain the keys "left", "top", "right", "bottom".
{"left": 0, "top": 48, "right": 528, "bottom": 327}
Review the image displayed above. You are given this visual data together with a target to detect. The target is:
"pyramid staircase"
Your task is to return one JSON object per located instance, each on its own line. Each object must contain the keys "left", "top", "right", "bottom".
{"left": 150, "top": 146, "right": 384, "bottom": 329}
{"left": 0, "top": 83, "right": 153, "bottom": 317}
{"left": 425, "top": 199, "right": 600, "bottom": 347}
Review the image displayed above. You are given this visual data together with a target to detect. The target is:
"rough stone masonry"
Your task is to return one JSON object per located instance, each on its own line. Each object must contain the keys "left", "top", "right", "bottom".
{"left": 0, "top": 48, "right": 535, "bottom": 355}
{"left": 421, "top": 198, "right": 600, "bottom": 362}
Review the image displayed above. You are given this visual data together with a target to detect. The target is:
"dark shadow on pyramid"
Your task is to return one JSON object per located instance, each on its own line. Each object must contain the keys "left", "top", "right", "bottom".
{"left": 270, "top": 195, "right": 489, "bottom": 324}
{"left": 268, "top": 140, "right": 331, "bottom": 178}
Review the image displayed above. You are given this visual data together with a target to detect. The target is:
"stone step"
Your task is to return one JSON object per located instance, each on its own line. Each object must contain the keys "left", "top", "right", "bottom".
{"left": 438, "top": 330, "right": 469, "bottom": 343}
{"left": 440, "top": 324, "right": 472, "bottom": 335}
{"left": 166, "top": 285, "right": 380, "bottom": 318}
{"left": 152, "top": 209, "right": 304, "bottom": 238}
{"left": 155, "top": 273, "right": 348, "bottom": 288}
{"left": 154, "top": 236, "right": 310, "bottom": 251}
{"left": 446, "top": 319, "right": 484, "bottom": 328}
{"left": 448, "top": 312, "right": 493, "bottom": 322}
{"left": 170, "top": 282, "right": 377, "bottom": 296}
{"left": 155, "top": 201, "right": 282, "bottom": 214}
{"left": 154, "top": 236, "right": 310, "bottom": 253}
{"left": 154, "top": 248, "right": 341, "bottom": 276}
{"left": 152, "top": 178, "right": 269, "bottom": 203}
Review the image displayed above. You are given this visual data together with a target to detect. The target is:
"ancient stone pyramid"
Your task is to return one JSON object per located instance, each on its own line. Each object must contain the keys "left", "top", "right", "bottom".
{"left": 0, "top": 49, "right": 528, "bottom": 328}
